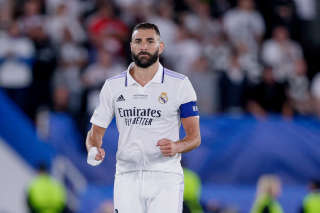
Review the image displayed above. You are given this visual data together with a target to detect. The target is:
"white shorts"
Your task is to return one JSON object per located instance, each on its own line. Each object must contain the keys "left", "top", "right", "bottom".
{"left": 114, "top": 171, "right": 184, "bottom": 213}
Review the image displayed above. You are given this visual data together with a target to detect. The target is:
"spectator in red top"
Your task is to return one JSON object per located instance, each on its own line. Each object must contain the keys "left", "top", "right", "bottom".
{"left": 86, "top": 2, "right": 128, "bottom": 57}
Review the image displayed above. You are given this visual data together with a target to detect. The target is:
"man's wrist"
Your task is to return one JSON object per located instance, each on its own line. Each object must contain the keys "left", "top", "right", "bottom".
{"left": 174, "top": 140, "right": 184, "bottom": 154}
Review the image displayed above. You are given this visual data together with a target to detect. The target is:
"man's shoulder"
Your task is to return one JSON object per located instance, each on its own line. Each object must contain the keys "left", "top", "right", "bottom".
{"left": 163, "top": 68, "right": 186, "bottom": 81}
{"left": 101, "top": 72, "right": 127, "bottom": 92}
{"left": 106, "top": 71, "right": 127, "bottom": 83}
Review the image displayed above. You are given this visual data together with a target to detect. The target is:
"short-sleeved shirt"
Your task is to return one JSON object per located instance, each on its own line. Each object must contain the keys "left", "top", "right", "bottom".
{"left": 90, "top": 62, "right": 199, "bottom": 175}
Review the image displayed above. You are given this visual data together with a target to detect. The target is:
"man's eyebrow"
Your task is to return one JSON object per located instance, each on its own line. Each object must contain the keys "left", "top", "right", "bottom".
{"left": 133, "top": 37, "right": 159, "bottom": 42}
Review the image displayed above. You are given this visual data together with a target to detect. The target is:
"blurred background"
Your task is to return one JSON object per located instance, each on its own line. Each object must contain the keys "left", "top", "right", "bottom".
{"left": 0, "top": 0, "right": 320, "bottom": 212}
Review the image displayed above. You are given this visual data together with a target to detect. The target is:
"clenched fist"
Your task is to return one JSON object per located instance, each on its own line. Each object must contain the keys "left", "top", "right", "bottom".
{"left": 156, "top": 139, "right": 178, "bottom": 157}
{"left": 95, "top": 147, "right": 105, "bottom": 161}
{"left": 87, "top": 147, "right": 105, "bottom": 166}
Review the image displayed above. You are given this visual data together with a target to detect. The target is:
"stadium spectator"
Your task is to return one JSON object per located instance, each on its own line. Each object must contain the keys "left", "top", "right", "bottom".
{"left": 219, "top": 48, "right": 249, "bottom": 114}
{"left": 223, "top": 0, "right": 264, "bottom": 83}
{"left": 247, "top": 65, "right": 292, "bottom": 118}
{"left": 167, "top": 24, "right": 201, "bottom": 76}
{"left": 287, "top": 59, "right": 312, "bottom": 115}
{"left": 0, "top": 20, "right": 35, "bottom": 115}
{"left": 183, "top": 1, "right": 222, "bottom": 42}
{"left": 46, "top": 0, "right": 82, "bottom": 18}
{"left": 189, "top": 55, "right": 218, "bottom": 115}
{"left": 223, "top": 0, "right": 265, "bottom": 54}
{"left": 147, "top": 1, "right": 177, "bottom": 47}
{"left": 52, "top": 27, "right": 87, "bottom": 116}
{"left": 46, "top": 2, "right": 86, "bottom": 45}
{"left": 19, "top": 0, "right": 44, "bottom": 38}
{"left": 29, "top": 23, "right": 57, "bottom": 120}
{"left": 86, "top": 2, "right": 128, "bottom": 57}
{"left": 82, "top": 48, "right": 124, "bottom": 114}
{"left": 261, "top": 25, "right": 303, "bottom": 82}
{"left": 204, "top": 34, "right": 231, "bottom": 72}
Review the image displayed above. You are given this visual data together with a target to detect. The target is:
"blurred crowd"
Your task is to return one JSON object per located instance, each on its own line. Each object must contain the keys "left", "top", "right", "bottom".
{"left": 0, "top": 0, "right": 320, "bottom": 136}
{"left": 1, "top": 1, "right": 319, "bottom": 212}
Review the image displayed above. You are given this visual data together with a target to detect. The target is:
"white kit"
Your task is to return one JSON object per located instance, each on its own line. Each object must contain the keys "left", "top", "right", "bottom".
{"left": 89, "top": 63, "right": 199, "bottom": 212}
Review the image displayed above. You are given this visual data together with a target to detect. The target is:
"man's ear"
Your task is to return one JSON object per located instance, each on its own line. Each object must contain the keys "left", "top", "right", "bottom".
{"left": 130, "top": 41, "right": 133, "bottom": 53}
{"left": 159, "top": 41, "right": 165, "bottom": 55}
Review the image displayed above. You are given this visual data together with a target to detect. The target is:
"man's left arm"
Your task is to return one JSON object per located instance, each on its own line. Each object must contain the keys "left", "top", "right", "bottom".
{"left": 157, "top": 116, "right": 201, "bottom": 157}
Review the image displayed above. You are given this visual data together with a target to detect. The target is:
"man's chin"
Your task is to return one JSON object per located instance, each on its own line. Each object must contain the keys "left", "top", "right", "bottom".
{"left": 139, "top": 57, "right": 149, "bottom": 62}
{"left": 136, "top": 62, "right": 153, "bottom": 68}
{"left": 132, "top": 52, "right": 159, "bottom": 68}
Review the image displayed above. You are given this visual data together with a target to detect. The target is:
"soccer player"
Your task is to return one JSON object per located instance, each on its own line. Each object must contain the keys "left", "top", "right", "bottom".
{"left": 86, "top": 22, "right": 201, "bottom": 213}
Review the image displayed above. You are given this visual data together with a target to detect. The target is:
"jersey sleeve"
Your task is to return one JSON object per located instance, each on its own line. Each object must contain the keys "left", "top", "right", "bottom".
{"left": 178, "top": 77, "right": 199, "bottom": 118}
{"left": 90, "top": 81, "right": 114, "bottom": 128}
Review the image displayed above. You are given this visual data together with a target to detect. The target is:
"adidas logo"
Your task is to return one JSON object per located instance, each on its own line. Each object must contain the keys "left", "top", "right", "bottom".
{"left": 116, "top": 95, "right": 125, "bottom": 102}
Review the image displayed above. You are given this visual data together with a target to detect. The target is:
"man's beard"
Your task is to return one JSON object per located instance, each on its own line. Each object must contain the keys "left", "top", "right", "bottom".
{"left": 132, "top": 49, "right": 159, "bottom": 68}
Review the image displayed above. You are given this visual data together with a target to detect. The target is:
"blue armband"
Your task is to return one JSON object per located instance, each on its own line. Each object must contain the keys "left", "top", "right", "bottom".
{"left": 179, "top": 101, "right": 199, "bottom": 118}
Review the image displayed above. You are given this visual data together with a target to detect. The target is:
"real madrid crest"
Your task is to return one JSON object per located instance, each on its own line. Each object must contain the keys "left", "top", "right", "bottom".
{"left": 158, "top": 92, "right": 168, "bottom": 104}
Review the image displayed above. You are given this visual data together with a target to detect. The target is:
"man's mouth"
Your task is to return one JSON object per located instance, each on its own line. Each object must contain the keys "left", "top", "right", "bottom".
{"left": 139, "top": 53, "right": 150, "bottom": 56}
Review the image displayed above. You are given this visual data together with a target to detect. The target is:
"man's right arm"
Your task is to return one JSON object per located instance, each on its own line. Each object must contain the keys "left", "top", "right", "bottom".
{"left": 87, "top": 80, "right": 114, "bottom": 164}
{"left": 86, "top": 124, "right": 107, "bottom": 161}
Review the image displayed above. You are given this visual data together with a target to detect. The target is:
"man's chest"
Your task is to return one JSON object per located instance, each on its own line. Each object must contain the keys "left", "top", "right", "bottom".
{"left": 113, "top": 86, "right": 179, "bottom": 126}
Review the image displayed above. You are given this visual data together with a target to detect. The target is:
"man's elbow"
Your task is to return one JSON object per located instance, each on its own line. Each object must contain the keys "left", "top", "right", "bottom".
{"left": 195, "top": 135, "right": 201, "bottom": 148}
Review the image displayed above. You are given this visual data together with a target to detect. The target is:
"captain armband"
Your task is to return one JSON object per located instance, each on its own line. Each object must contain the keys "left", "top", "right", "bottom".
{"left": 179, "top": 101, "right": 199, "bottom": 118}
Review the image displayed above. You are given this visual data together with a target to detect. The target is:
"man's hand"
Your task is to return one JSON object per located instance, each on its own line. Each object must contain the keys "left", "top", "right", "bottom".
{"left": 157, "top": 139, "right": 178, "bottom": 157}
{"left": 87, "top": 147, "right": 105, "bottom": 166}
{"left": 95, "top": 147, "right": 106, "bottom": 161}
{"left": 86, "top": 125, "right": 106, "bottom": 166}
{"left": 157, "top": 117, "right": 201, "bottom": 156}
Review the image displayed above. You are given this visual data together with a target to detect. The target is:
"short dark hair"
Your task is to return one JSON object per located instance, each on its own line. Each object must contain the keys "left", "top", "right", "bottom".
{"left": 132, "top": 22, "right": 160, "bottom": 37}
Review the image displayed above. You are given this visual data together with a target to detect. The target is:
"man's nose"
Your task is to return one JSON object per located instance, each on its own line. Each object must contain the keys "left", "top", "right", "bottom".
{"left": 140, "top": 41, "right": 149, "bottom": 49}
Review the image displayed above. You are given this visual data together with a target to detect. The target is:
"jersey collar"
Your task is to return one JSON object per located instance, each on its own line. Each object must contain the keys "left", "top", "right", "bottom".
{"left": 125, "top": 62, "right": 165, "bottom": 87}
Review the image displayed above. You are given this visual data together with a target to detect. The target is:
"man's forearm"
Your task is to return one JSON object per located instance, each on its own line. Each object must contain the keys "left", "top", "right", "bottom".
{"left": 85, "top": 125, "right": 105, "bottom": 151}
{"left": 175, "top": 135, "right": 201, "bottom": 153}
{"left": 175, "top": 116, "right": 201, "bottom": 154}
{"left": 86, "top": 125, "right": 107, "bottom": 165}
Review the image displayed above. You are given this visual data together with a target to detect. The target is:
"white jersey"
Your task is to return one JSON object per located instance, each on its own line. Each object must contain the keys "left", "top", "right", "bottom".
{"left": 90, "top": 63, "right": 198, "bottom": 175}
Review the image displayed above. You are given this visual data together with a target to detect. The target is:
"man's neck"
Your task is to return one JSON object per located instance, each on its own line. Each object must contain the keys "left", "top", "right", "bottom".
{"left": 131, "top": 61, "right": 159, "bottom": 87}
